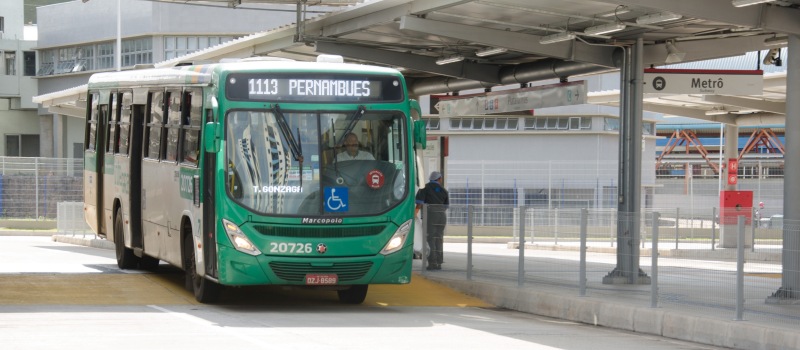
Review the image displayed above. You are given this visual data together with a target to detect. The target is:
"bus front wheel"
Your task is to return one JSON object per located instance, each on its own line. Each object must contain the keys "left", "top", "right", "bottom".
{"left": 114, "top": 210, "right": 139, "bottom": 269}
{"left": 183, "top": 234, "right": 220, "bottom": 303}
{"left": 337, "top": 285, "right": 368, "bottom": 304}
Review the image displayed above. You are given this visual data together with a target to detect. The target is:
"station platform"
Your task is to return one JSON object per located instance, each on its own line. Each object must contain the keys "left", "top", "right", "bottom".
{"left": 48, "top": 233, "right": 799, "bottom": 350}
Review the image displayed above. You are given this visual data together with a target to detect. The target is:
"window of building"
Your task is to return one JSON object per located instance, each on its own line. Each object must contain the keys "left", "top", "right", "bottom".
{"left": 423, "top": 118, "right": 440, "bottom": 130}
{"left": 145, "top": 91, "right": 165, "bottom": 159}
{"left": 4, "top": 51, "right": 15, "bottom": 75}
{"left": 5, "top": 134, "right": 40, "bottom": 157}
{"left": 75, "top": 46, "right": 94, "bottom": 72}
{"left": 121, "top": 38, "right": 152, "bottom": 67}
{"left": 37, "top": 50, "right": 55, "bottom": 76}
{"left": 0, "top": 17, "right": 4, "bottom": 33}
{"left": 23, "top": 51, "right": 35, "bottom": 76}
{"left": 96, "top": 43, "right": 114, "bottom": 70}
{"left": 56, "top": 47, "right": 76, "bottom": 74}
{"left": 164, "top": 36, "right": 235, "bottom": 60}
{"left": 604, "top": 117, "right": 620, "bottom": 131}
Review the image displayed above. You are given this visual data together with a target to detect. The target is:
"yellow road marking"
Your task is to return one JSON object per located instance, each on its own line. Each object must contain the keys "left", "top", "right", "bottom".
{"left": 0, "top": 272, "right": 490, "bottom": 307}
{"left": 745, "top": 273, "right": 782, "bottom": 279}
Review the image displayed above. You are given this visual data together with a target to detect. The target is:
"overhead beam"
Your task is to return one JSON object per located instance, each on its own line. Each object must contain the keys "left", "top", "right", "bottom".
{"left": 315, "top": 41, "right": 503, "bottom": 83}
{"left": 643, "top": 34, "right": 775, "bottom": 66}
{"left": 595, "top": 0, "right": 800, "bottom": 36}
{"left": 49, "top": 105, "right": 86, "bottom": 119}
{"left": 702, "top": 95, "right": 786, "bottom": 114}
{"left": 398, "top": 16, "right": 620, "bottom": 68}
{"left": 642, "top": 102, "right": 737, "bottom": 124}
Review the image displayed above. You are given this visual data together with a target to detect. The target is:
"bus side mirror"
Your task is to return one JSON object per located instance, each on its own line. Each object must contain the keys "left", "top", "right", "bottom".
{"left": 410, "top": 99, "right": 426, "bottom": 149}
{"left": 413, "top": 120, "right": 427, "bottom": 149}
{"left": 204, "top": 122, "right": 220, "bottom": 153}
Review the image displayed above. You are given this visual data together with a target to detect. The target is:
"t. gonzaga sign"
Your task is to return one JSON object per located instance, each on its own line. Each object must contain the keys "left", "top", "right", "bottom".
{"left": 643, "top": 69, "right": 763, "bottom": 95}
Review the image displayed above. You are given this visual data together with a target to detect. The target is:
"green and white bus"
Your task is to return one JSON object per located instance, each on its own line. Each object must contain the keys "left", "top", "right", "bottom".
{"left": 84, "top": 55, "right": 426, "bottom": 303}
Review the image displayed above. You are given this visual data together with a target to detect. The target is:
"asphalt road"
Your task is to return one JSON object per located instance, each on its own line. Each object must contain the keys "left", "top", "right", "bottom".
{"left": 0, "top": 236, "right": 731, "bottom": 350}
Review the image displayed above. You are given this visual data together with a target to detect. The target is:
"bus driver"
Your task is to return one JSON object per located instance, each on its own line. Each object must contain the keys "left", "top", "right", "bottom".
{"left": 336, "top": 133, "right": 375, "bottom": 161}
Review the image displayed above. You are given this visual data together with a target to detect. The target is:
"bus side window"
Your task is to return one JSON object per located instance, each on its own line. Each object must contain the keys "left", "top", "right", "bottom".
{"left": 181, "top": 89, "right": 202, "bottom": 165}
{"left": 105, "top": 93, "right": 116, "bottom": 154}
{"left": 117, "top": 92, "right": 132, "bottom": 155}
{"left": 145, "top": 90, "right": 165, "bottom": 159}
{"left": 165, "top": 89, "right": 182, "bottom": 162}
{"left": 86, "top": 93, "right": 98, "bottom": 151}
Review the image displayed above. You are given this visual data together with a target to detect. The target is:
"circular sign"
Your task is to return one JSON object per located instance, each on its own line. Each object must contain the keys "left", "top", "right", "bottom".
{"left": 652, "top": 76, "right": 666, "bottom": 91}
{"left": 366, "top": 170, "right": 385, "bottom": 189}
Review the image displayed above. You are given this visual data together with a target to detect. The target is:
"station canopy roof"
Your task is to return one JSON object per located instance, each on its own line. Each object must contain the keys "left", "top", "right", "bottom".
{"left": 34, "top": 0, "right": 799, "bottom": 125}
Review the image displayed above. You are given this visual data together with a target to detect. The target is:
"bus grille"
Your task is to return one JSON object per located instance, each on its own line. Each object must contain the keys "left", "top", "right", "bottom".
{"left": 268, "top": 261, "right": 373, "bottom": 282}
{"left": 254, "top": 225, "right": 385, "bottom": 238}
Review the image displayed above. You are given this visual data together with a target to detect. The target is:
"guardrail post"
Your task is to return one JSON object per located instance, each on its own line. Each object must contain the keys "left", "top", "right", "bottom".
{"left": 751, "top": 207, "right": 756, "bottom": 253}
{"left": 35, "top": 158, "right": 40, "bottom": 220}
{"left": 711, "top": 207, "right": 717, "bottom": 251}
{"left": 675, "top": 207, "right": 679, "bottom": 249}
{"left": 579, "top": 208, "right": 587, "bottom": 296}
{"left": 467, "top": 205, "right": 474, "bottom": 280}
{"left": 736, "top": 215, "right": 745, "bottom": 321}
{"left": 651, "top": 211, "right": 660, "bottom": 308}
{"left": 518, "top": 206, "right": 526, "bottom": 287}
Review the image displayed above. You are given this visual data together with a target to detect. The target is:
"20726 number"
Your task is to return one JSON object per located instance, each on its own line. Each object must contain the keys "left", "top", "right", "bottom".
{"left": 269, "top": 242, "right": 313, "bottom": 254}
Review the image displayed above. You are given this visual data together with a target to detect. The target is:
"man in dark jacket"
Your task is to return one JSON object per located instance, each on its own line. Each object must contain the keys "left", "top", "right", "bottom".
{"left": 415, "top": 171, "right": 449, "bottom": 270}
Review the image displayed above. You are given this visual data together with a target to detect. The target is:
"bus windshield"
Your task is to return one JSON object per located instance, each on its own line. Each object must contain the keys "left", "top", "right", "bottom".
{"left": 225, "top": 109, "right": 408, "bottom": 217}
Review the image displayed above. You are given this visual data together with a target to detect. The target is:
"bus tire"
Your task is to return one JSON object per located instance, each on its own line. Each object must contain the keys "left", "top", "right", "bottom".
{"left": 183, "top": 234, "right": 220, "bottom": 303}
{"left": 337, "top": 285, "right": 368, "bottom": 304}
{"left": 114, "top": 210, "right": 139, "bottom": 269}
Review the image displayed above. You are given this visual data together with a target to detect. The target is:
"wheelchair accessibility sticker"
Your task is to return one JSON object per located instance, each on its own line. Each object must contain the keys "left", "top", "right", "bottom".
{"left": 324, "top": 187, "right": 348, "bottom": 212}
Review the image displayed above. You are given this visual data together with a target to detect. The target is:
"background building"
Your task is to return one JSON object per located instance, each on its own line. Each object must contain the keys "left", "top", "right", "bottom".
{"left": 34, "top": 0, "right": 313, "bottom": 158}
{"left": 0, "top": 1, "right": 38, "bottom": 156}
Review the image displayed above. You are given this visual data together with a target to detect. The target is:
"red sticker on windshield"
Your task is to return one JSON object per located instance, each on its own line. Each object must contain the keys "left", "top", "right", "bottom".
{"left": 366, "top": 170, "right": 385, "bottom": 189}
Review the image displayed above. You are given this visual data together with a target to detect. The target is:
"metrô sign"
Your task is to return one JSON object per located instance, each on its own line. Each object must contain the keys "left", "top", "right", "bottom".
{"left": 643, "top": 69, "right": 763, "bottom": 95}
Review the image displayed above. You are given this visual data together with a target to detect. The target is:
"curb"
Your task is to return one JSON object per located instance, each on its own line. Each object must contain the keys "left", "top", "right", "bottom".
{"left": 51, "top": 234, "right": 115, "bottom": 250}
{"left": 427, "top": 277, "right": 800, "bottom": 350}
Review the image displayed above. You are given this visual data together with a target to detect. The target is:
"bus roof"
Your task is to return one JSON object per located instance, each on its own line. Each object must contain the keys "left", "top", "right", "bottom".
{"left": 86, "top": 60, "right": 403, "bottom": 92}
{"left": 87, "top": 68, "right": 212, "bottom": 90}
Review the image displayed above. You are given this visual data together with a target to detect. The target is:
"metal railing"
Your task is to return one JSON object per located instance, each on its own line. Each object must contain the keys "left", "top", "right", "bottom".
{"left": 418, "top": 204, "right": 799, "bottom": 330}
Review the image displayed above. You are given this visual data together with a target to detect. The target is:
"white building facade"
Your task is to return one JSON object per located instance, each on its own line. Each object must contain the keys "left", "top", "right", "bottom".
{"left": 0, "top": 1, "right": 39, "bottom": 156}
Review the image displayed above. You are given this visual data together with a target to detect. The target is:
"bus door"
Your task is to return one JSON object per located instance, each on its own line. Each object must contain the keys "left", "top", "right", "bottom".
{"left": 84, "top": 93, "right": 101, "bottom": 235}
{"left": 201, "top": 106, "right": 218, "bottom": 278}
{"left": 91, "top": 92, "right": 110, "bottom": 236}
{"left": 128, "top": 93, "right": 146, "bottom": 251}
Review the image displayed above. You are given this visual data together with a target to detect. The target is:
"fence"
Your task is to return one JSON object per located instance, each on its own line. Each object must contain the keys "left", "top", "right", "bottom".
{"left": 420, "top": 204, "right": 799, "bottom": 331}
{"left": 0, "top": 157, "right": 83, "bottom": 220}
{"left": 446, "top": 160, "right": 785, "bottom": 223}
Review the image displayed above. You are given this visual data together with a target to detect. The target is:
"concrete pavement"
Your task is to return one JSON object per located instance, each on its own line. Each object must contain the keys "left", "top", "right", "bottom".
{"left": 48, "top": 232, "right": 800, "bottom": 350}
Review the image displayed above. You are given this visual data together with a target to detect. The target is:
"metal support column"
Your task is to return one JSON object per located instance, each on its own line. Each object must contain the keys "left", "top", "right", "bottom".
{"left": 604, "top": 37, "right": 650, "bottom": 285}
{"left": 769, "top": 34, "right": 800, "bottom": 302}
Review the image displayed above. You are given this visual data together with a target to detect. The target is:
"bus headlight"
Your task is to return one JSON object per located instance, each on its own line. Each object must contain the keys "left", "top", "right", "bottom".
{"left": 222, "top": 219, "right": 262, "bottom": 256}
{"left": 392, "top": 172, "right": 406, "bottom": 200}
{"left": 381, "top": 219, "right": 412, "bottom": 255}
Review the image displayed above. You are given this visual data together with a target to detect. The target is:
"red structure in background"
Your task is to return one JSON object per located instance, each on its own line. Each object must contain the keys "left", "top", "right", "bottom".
{"left": 656, "top": 129, "right": 720, "bottom": 174}
{"left": 738, "top": 128, "right": 785, "bottom": 159}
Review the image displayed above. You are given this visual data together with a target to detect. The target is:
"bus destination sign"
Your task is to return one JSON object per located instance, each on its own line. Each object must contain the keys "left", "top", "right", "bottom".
{"left": 226, "top": 73, "right": 403, "bottom": 103}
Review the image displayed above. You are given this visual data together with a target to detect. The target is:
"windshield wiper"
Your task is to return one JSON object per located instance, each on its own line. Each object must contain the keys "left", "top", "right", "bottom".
{"left": 272, "top": 104, "right": 304, "bottom": 186}
{"left": 336, "top": 105, "right": 366, "bottom": 148}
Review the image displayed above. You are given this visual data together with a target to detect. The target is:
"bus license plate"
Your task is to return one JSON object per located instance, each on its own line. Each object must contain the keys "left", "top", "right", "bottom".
{"left": 305, "top": 274, "right": 338, "bottom": 285}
